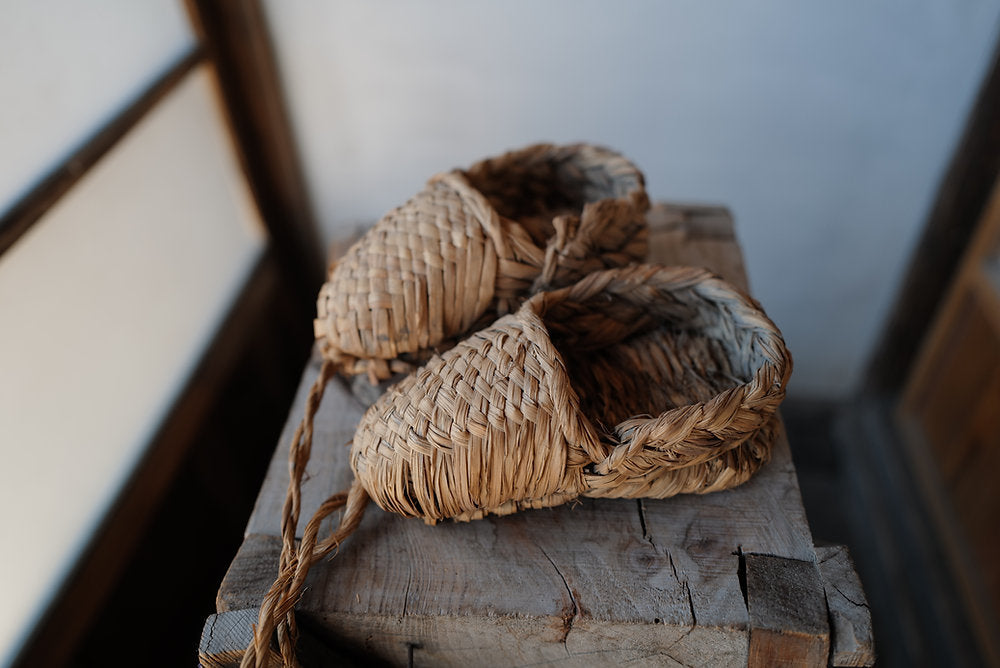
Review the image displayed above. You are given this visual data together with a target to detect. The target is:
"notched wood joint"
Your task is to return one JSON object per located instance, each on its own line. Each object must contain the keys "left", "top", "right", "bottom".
{"left": 744, "top": 552, "right": 831, "bottom": 667}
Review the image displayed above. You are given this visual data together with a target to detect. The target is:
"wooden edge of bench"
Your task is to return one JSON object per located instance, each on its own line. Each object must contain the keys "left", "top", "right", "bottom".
{"left": 203, "top": 542, "right": 874, "bottom": 667}
{"left": 816, "top": 545, "right": 877, "bottom": 667}
{"left": 199, "top": 608, "right": 362, "bottom": 668}
{"left": 744, "top": 552, "right": 830, "bottom": 667}
{"left": 744, "top": 546, "right": 875, "bottom": 668}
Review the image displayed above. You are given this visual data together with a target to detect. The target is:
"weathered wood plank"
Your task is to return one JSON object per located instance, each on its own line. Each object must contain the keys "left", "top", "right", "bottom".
{"left": 223, "top": 442, "right": 811, "bottom": 666}
{"left": 646, "top": 203, "right": 750, "bottom": 292}
{"left": 817, "top": 545, "right": 876, "bottom": 667}
{"left": 200, "top": 608, "right": 280, "bottom": 668}
{"left": 213, "top": 203, "right": 820, "bottom": 666}
{"left": 745, "top": 554, "right": 829, "bottom": 667}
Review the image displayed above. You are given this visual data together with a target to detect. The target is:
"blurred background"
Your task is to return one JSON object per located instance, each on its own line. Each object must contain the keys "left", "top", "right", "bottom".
{"left": 1, "top": 1, "right": 998, "bottom": 665}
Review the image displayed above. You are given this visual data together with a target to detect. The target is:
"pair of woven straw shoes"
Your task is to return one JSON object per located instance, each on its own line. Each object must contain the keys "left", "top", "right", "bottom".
{"left": 316, "top": 143, "right": 792, "bottom": 524}
{"left": 242, "top": 143, "right": 792, "bottom": 667}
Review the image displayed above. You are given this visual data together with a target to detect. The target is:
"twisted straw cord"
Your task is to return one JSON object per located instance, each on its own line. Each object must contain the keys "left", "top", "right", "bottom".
{"left": 241, "top": 360, "right": 370, "bottom": 668}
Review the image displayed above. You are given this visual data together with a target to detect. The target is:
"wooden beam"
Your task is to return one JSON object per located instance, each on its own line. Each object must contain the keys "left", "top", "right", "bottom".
{"left": 0, "top": 47, "right": 204, "bottom": 258}
{"left": 185, "top": 0, "right": 325, "bottom": 303}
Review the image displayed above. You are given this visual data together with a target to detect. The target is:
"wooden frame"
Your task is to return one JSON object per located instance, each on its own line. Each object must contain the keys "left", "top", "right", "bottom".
{"left": 897, "top": 179, "right": 1000, "bottom": 666}
{"left": 8, "top": 2, "right": 321, "bottom": 665}
{"left": 0, "top": 47, "right": 204, "bottom": 258}
{"left": 862, "top": 30, "right": 1000, "bottom": 668}
{"left": 867, "top": 39, "right": 1000, "bottom": 391}
{"left": 186, "top": 0, "right": 324, "bottom": 300}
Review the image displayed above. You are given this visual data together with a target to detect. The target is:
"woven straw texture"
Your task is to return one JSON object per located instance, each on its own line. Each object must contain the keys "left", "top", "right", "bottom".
{"left": 314, "top": 143, "right": 650, "bottom": 380}
{"left": 351, "top": 264, "right": 792, "bottom": 524}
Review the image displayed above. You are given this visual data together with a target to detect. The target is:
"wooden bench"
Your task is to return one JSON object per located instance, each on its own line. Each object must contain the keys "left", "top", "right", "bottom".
{"left": 199, "top": 204, "right": 875, "bottom": 667}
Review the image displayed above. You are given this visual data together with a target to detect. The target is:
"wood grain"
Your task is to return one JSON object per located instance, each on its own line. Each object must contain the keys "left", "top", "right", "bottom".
{"left": 209, "top": 204, "right": 826, "bottom": 666}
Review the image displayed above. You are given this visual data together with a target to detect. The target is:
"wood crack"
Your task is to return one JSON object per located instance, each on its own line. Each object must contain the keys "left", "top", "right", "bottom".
{"left": 661, "top": 623, "right": 696, "bottom": 666}
{"left": 400, "top": 563, "right": 413, "bottom": 620}
{"left": 206, "top": 611, "right": 220, "bottom": 643}
{"left": 684, "top": 580, "right": 697, "bottom": 626}
{"left": 831, "top": 581, "right": 870, "bottom": 609}
{"left": 735, "top": 545, "right": 749, "bottom": 609}
{"left": 538, "top": 546, "right": 578, "bottom": 654}
{"left": 637, "top": 499, "right": 654, "bottom": 546}
{"left": 623, "top": 650, "right": 696, "bottom": 667}
{"left": 643, "top": 502, "right": 697, "bottom": 633}
{"left": 656, "top": 568, "right": 698, "bottom": 666}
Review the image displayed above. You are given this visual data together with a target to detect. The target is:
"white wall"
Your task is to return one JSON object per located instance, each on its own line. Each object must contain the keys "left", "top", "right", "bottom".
{"left": 264, "top": 0, "right": 1000, "bottom": 399}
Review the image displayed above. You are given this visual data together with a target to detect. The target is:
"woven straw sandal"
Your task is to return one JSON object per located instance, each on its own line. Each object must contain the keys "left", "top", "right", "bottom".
{"left": 314, "top": 142, "right": 650, "bottom": 382}
{"left": 351, "top": 263, "right": 792, "bottom": 524}
{"left": 244, "top": 263, "right": 791, "bottom": 665}
{"left": 244, "top": 264, "right": 791, "bottom": 667}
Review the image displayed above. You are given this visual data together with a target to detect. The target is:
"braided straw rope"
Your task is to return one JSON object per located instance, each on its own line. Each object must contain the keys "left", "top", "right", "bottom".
{"left": 241, "top": 144, "right": 651, "bottom": 667}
